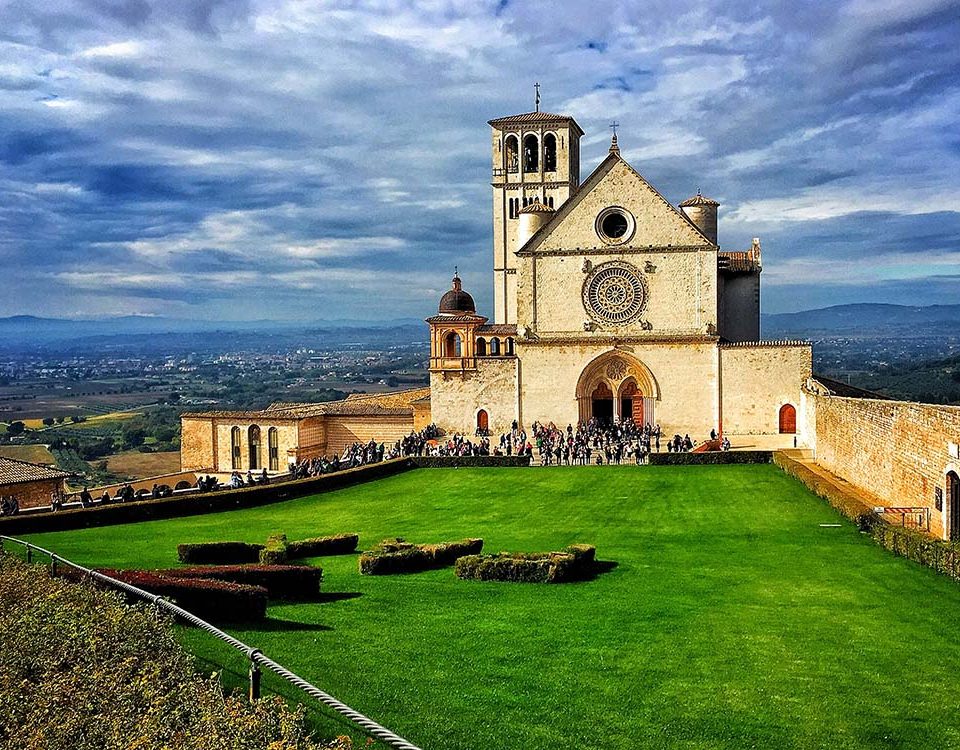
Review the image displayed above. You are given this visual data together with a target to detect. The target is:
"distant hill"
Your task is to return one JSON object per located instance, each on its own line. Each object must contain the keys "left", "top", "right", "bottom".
{"left": 0, "top": 315, "right": 426, "bottom": 349}
{"left": 762, "top": 304, "right": 960, "bottom": 338}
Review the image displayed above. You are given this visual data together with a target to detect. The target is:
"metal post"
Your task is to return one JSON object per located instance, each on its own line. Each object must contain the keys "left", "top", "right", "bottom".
{"left": 249, "top": 660, "right": 261, "bottom": 701}
{"left": 26, "top": 546, "right": 31, "bottom": 563}
{"left": 50, "top": 557, "right": 57, "bottom": 576}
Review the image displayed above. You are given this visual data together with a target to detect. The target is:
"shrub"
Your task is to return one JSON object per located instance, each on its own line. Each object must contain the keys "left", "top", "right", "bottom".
{"left": 287, "top": 533, "right": 359, "bottom": 558}
{"left": 96, "top": 569, "right": 268, "bottom": 621}
{"left": 0, "top": 553, "right": 347, "bottom": 749}
{"left": 177, "top": 541, "right": 264, "bottom": 564}
{"left": 359, "top": 538, "right": 483, "bottom": 575}
{"left": 157, "top": 565, "right": 323, "bottom": 600}
{"left": 455, "top": 545, "right": 597, "bottom": 584}
{"left": 259, "top": 534, "right": 289, "bottom": 565}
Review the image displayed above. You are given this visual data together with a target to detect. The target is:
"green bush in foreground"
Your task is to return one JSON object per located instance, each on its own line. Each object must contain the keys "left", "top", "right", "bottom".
{"left": 455, "top": 545, "right": 598, "bottom": 583}
{"left": 287, "top": 533, "right": 359, "bottom": 558}
{"left": 359, "top": 538, "right": 483, "bottom": 575}
{"left": 0, "top": 553, "right": 349, "bottom": 750}
{"left": 260, "top": 533, "right": 290, "bottom": 565}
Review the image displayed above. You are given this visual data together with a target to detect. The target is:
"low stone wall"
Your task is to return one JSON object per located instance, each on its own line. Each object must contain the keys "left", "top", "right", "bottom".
{"left": 0, "top": 459, "right": 413, "bottom": 535}
{"left": 648, "top": 451, "right": 772, "bottom": 465}
{"left": 810, "top": 389, "right": 960, "bottom": 539}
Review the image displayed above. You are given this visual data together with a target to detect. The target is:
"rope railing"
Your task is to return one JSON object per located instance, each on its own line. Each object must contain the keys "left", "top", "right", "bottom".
{"left": 0, "top": 535, "right": 423, "bottom": 750}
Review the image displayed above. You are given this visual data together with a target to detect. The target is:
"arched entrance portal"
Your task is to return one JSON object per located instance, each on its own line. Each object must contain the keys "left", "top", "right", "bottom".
{"left": 949, "top": 472, "right": 960, "bottom": 542}
{"left": 576, "top": 351, "right": 659, "bottom": 426}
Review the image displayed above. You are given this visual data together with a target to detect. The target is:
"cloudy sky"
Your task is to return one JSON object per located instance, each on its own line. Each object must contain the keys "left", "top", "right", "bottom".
{"left": 1, "top": 0, "right": 958, "bottom": 321}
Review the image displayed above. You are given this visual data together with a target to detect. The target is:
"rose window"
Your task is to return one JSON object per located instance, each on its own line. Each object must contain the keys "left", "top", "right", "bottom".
{"left": 582, "top": 261, "right": 648, "bottom": 326}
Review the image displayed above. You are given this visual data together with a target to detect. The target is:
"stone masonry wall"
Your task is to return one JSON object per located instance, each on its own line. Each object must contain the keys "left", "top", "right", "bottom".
{"left": 1, "top": 478, "right": 64, "bottom": 510}
{"left": 180, "top": 417, "right": 215, "bottom": 471}
{"left": 720, "top": 343, "right": 811, "bottom": 436}
{"left": 429, "top": 357, "right": 519, "bottom": 435}
{"left": 324, "top": 415, "right": 415, "bottom": 457}
{"left": 812, "top": 392, "right": 960, "bottom": 539}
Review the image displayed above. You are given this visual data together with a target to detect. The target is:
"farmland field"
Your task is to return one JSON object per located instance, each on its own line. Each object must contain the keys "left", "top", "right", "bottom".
{"left": 102, "top": 449, "right": 180, "bottom": 479}
{"left": 21, "top": 465, "right": 960, "bottom": 750}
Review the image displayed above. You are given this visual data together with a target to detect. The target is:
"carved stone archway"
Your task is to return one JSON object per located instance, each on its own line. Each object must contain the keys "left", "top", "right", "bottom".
{"left": 575, "top": 351, "right": 659, "bottom": 425}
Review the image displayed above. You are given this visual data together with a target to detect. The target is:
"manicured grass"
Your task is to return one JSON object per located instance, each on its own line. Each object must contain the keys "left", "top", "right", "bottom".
{"left": 19, "top": 466, "right": 960, "bottom": 750}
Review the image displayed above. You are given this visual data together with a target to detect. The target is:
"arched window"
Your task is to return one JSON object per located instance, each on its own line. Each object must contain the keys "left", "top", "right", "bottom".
{"left": 778, "top": 404, "right": 796, "bottom": 434}
{"left": 547, "top": 196, "right": 554, "bottom": 208}
{"left": 231, "top": 426, "right": 242, "bottom": 470}
{"left": 490, "top": 337, "right": 500, "bottom": 355}
{"left": 444, "top": 331, "right": 462, "bottom": 357}
{"left": 543, "top": 133, "right": 557, "bottom": 172}
{"left": 268, "top": 427, "right": 279, "bottom": 471}
{"left": 476, "top": 337, "right": 487, "bottom": 356}
{"left": 505, "top": 337, "right": 514, "bottom": 355}
{"left": 505, "top": 135, "right": 519, "bottom": 173}
{"left": 477, "top": 409, "right": 489, "bottom": 432}
{"left": 248, "top": 425, "right": 261, "bottom": 470}
{"left": 523, "top": 134, "right": 538, "bottom": 172}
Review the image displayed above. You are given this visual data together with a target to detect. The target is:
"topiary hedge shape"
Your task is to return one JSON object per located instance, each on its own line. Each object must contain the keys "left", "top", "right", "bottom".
{"left": 155, "top": 564, "right": 322, "bottom": 599}
{"left": 177, "top": 541, "right": 265, "bottom": 564}
{"left": 359, "top": 538, "right": 483, "bottom": 575}
{"left": 287, "top": 533, "right": 359, "bottom": 558}
{"left": 259, "top": 534, "right": 289, "bottom": 565}
{"left": 455, "top": 545, "right": 598, "bottom": 584}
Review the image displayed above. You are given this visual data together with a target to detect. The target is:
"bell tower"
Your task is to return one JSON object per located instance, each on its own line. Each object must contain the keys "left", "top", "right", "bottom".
{"left": 488, "top": 93, "right": 583, "bottom": 324}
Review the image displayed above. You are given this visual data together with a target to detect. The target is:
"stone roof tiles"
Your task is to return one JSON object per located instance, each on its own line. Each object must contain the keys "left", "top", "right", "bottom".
{"left": 518, "top": 200, "right": 554, "bottom": 214}
{"left": 487, "top": 111, "right": 585, "bottom": 135}
{"left": 679, "top": 191, "right": 720, "bottom": 207}
{"left": 0, "top": 456, "right": 71, "bottom": 486}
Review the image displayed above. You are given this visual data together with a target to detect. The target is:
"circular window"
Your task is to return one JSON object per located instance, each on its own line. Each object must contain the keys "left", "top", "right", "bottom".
{"left": 595, "top": 207, "right": 635, "bottom": 244}
{"left": 582, "top": 261, "right": 648, "bottom": 326}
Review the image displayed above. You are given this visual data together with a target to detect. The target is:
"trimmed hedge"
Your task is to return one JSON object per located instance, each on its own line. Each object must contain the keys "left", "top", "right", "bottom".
{"left": 156, "top": 564, "right": 323, "bottom": 599}
{"left": 409, "top": 456, "right": 530, "bottom": 468}
{"left": 259, "top": 534, "right": 289, "bottom": 565}
{"left": 0, "top": 458, "right": 412, "bottom": 535}
{"left": 177, "top": 541, "right": 264, "bottom": 564}
{"left": 96, "top": 569, "right": 268, "bottom": 621}
{"left": 359, "top": 538, "right": 483, "bottom": 575}
{"left": 288, "top": 533, "right": 359, "bottom": 558}
{"left": 455, "top": 545, "right": 597, "bottom": 584}
{"left": 648, "top": 450, "right": 772, "bottom": 465}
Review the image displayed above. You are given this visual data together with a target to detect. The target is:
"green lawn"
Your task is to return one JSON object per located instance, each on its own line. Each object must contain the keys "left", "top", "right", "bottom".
{"left": 19, "top": 465, "right": 960, "bottom": 750}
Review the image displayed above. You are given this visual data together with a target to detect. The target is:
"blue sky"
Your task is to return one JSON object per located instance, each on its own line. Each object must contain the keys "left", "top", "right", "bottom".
{"left": 1, "top": 0, "right": 958, "bottom": 321}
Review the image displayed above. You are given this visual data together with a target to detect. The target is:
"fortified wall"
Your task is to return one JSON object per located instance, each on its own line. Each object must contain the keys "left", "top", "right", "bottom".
{"left": 809, "top": 384, "right": 960, "bottom": 539}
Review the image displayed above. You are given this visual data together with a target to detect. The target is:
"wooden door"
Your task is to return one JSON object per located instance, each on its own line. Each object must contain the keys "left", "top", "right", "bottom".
{"left": 779, "top": 404, "right": 796, "bottom": 434}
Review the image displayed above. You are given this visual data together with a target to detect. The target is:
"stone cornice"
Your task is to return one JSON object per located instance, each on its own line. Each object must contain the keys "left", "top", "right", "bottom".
{"left": 520, "top": 333, "right": 719, "bottom": 347}
{"left": 519, "top": 244, "right": 714, "bottom": 257}
{"left": 492, "top": 181, "right": 573, "bottom": 190}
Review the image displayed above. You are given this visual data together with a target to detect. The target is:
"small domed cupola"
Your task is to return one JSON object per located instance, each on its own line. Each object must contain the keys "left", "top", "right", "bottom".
{"left": 438, "top": 272, "right": 476, "bottom": 315}
{"left": 679, "top": 189, "right": 720, "bottom": 245}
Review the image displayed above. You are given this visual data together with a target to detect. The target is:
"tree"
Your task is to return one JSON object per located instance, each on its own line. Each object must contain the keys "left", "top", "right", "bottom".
{"left": 6, "top": 421, "right": 25, "bottom": 436}
{"left": 42, "top": 417, "right": 55, "bottom": 427}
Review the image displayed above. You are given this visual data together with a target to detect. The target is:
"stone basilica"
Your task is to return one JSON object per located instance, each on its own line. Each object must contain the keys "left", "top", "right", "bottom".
{"left": 182, "top": 105, "right": 812, "bottom": 473}
{"left": 427, "top": 107, "right": 810, "bottom": 440}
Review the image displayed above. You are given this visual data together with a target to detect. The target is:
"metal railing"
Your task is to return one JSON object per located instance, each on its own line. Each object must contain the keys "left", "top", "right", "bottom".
{"left": 0, "top": 535, "right": 423, "bottom": 750}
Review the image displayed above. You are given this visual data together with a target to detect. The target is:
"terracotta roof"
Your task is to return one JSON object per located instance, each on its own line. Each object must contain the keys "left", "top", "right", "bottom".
{"left": 488, "top": 111, "right": 585, "bottom": 135}
{"left": 679, "top": 190, "right": 720, "bottom": 207}
{"left": 0, "top": 456, "right": 71, "bottom": 486}
{"left": 518, "top": 200, "right": 554, "bottom": 214}
{"left": 718, "top": 251, "right": 760, "bottom": 273}
{"left": 425, "top": 313, "right": 487, "bottom": 323}
{"left": 477, "top": 324, "right": 518, "bottom": 335}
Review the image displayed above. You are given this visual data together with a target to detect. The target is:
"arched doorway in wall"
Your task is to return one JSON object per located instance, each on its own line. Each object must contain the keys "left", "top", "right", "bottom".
{"left": 248, "top": 425, "right": 261, "bottom": 470}
{"left": 779, "top": 404, "right": 797, "bottom": 434}
{"left": 949, "top": 472, "right": 960, "bottom": 542}
{"left": 477, "top": 409, "right": 489, "bottom": 433}
{"left": 591, "top": 383, "right": 614, "bottom": 425}
{"left": 575, "top": 351, "right": 659, "bottom": 426}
